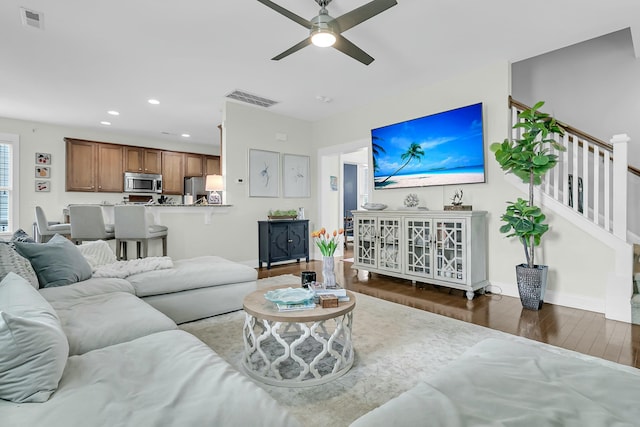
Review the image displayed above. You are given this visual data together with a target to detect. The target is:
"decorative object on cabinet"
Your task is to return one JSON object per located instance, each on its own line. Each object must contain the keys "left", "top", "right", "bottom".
{"left": 35, "top": 181, "right": 50, "bottom": 192}
{"left": 35, "top": 152, "right": 51, "bottom": 165}
{"left": 404, "top": 193, "right": 419, "bottom": 208}
{"left": 282, "top": 153, "right": 310, "bottom": 198}
{"left": 352, "top": 210, "right": 488, "bottom": 300}
{"left": 361, "top": 203, "right": 387, "bottom": 210}
{"left": 258, "top": 219, "right": 309, "bottom": 269}
{"left": 268, "top": 209, "right": 298, "bottom": 220}
{"left": 35, "top": 166, "right": 50, "bottom": 178}
{"left": 205, "top": 174, "right": 223, "bottom": 204}
{"left": 490, "top": 101, "right": 565, "bottom": 310}
{"left": 249, "top": 149, "right": 279, "bottom": 198}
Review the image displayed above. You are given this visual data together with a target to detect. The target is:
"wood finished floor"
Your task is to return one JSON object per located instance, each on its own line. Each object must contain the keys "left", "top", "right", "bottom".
{"left": 257, "top": 252, "right": 640, "bottom": 369}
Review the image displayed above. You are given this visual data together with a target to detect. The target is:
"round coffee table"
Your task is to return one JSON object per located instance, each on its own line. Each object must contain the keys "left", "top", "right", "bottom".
{"left": 242, "top": 285, "right": 356, "bottom": 387}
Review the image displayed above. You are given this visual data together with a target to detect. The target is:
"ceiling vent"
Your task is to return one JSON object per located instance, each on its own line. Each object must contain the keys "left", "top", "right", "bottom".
{"left": 225, "top": 90, "right": 278, "bottom": 108}
{"left": 20, "top": 7, "right": 44, "bottom": 29}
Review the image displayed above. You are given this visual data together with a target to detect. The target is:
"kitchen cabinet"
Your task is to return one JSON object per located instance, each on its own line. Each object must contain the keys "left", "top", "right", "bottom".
{"left": 124, "top": 147, "right": 162, "bottom": 174}
{"left": 65, "top": 138, "right": 123, "bottom": 192}
{"left": 161, "top": 151, "right": 184, "bottom": 195}
{"left": 185, "top": 153, "right": 204, "bottom": 177}
{"left": 258, "top": 220, "right": 309, "bottom": 269}
{"left": 353, "top": 210, "right": 488, "bottom": 300}
{"left": 204, "top": 155, "right": 221, "bottom": 175}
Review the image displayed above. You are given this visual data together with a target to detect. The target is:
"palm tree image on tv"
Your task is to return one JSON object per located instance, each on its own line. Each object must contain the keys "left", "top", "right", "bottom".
{"left": 379, "top": 142, "right": 425, "bottom": 184}
{"left": 372, "top": 103, "right": 485, "bottom": 189}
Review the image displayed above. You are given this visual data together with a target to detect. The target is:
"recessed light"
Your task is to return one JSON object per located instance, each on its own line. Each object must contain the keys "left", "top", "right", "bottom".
{"left": 148, "top": 99, "right": 160, "bottom": 105}
{"left": 316, "top": 95, "right": 333, "bottom": 103}
{"left": 107, "top": 110, "right": 119, "bottom": 116}
{"left": 100, "top": 121, "right": 111, "bottom": 126}
{"left": 181, "top": 133, "right": 191, "bottom": 138}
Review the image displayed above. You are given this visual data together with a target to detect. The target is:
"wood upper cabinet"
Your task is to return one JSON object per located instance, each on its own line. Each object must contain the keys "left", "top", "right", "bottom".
{"left": 96, "top": 144, "right": 123, "bottom": 192}
{"left": 204, "top": 155, "right": 221, "bottom": 175}
{"left": 66, "top": 138, "right": 123, "bottom": 192}
{"left": 124, "top": 147, "right": 162, "bottom": 174}
{"left": 184, "top": 153, "right": 204, "bottom": 177}
{"left": 161, "top": 151, "right": 184, "bottom": 194}
{"left": 66, "top": 139, "right": 96, "bottom": 191}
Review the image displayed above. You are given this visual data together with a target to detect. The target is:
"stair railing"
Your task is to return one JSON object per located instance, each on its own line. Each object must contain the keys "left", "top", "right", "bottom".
{"left": 509, "top": 97, "right": 638, "bottom": 241}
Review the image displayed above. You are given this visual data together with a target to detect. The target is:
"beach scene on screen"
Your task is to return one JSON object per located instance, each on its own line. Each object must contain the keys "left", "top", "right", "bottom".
{"left": 372, "top": 103, "right": 485, "bottom": 190}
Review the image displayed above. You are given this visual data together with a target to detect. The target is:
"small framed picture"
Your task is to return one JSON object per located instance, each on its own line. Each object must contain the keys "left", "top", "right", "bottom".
{"left": 35, "top": 181, "right": 50, "bottom": 192}
{"left": 35, "top": 166, "right": 50, "bottom": 178}
{"left": 330, "top": 175, "right": 338, "bottom": 191}
{"left": 36, "top": 153, "right": 51, "bottom": 165}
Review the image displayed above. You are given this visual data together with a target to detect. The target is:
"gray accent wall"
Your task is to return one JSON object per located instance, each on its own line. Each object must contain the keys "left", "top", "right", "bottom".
{"left": 512, "top": 28, "right": 640, "bottom": 163}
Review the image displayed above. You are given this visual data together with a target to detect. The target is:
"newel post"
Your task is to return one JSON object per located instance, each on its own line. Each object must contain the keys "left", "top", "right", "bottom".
{"left": 611, "top": 133, "right": 629, "bottom": 240}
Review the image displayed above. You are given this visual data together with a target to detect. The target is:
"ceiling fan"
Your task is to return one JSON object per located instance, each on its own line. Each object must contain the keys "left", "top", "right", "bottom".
{"left": 257, "top": 0, "right": 398, "bottom": 65}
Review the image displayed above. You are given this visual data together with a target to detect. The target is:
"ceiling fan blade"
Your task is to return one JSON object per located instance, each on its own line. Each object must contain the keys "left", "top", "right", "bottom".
{"left": 334, "top": 0, "right": 397, "bottom": 33}
{"left": 272, "top": 38, "right": 312, "bottom": 61}
{"left": 257, "top": 0, "right": 312, "bottom": 29}
{"left": 333, "top": 34, "right": 374, "bottom": 65}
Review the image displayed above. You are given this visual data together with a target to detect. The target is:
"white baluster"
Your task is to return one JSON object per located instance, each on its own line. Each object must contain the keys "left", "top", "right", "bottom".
{"left": 604, "top": 150, "right": 611, "bottom": 232}
{"left": 593, "top": 145, "right": 600, "bottom": 226}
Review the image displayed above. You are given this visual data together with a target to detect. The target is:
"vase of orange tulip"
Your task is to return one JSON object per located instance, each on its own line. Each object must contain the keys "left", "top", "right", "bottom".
{"left": 311, "top": 227, "right": 344, "bottom": 287}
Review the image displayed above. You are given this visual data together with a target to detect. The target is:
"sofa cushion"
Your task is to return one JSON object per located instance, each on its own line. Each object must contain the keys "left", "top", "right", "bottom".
{"left": 0, "top": 330, "right": 301, "bottom": 427}
{"left": 10, "top": 228, "right": 35, "bottom": 243}
{"left": 0, "top": 242, "right": 39, "bottom": 289}
{"left": 51, "top": 291, "right": 177, "bottom": 355}
{"left": 39, "top": 277, "right": 135, "bottom": 304}
{"left": 0, "top": 272, "right": 68, "bottom": 403}
{"left": 14, "top": 234, "right": 93, "bottom": 288}
{"left": 76, "top": 240, "right": 117, "bottom": 270}
{"left": 127, "top": 256, "right": 258, "bottom": 297}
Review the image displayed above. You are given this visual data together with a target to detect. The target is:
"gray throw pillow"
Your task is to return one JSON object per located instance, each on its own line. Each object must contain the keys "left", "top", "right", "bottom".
{"left": 0, "top": 243, "right": 39, "bottom": 289}
{"left": 0, "top": 272, "right": 68, "bottom": 403}
{"left": 14, "top": 234, "right": 92, "bottom": 288}
{"left": 10, "top": 228, "right": 35, "bottom": 243}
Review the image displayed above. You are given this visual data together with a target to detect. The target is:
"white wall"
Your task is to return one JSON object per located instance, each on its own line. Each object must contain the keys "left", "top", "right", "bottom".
{"left": 311, "top": 61, "right": 617, "bottom": 314}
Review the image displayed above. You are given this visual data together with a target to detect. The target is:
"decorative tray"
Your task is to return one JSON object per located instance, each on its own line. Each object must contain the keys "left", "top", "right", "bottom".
{"left": 264, "top": 287, "right": 315, "bottom": 305}
{"left": 361, "top": 203, "right": 388, "bottom": 211}
{"left": 268, "top": 215, "right": 298, "bottom": 220}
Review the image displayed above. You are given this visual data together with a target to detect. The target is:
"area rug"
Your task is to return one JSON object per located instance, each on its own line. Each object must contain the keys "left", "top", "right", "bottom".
{"left": 179, "top": 274, "right": 611, "bottom": 427}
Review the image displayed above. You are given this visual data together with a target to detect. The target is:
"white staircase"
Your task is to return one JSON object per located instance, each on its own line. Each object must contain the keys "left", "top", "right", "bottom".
{"left": 510, "top": 98, "right": 638, "bottom": 323}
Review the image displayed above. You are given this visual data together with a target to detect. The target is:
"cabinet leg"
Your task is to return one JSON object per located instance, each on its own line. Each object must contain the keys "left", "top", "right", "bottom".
{"left": 466, "top": 290, "right": 475, "bottom": 300}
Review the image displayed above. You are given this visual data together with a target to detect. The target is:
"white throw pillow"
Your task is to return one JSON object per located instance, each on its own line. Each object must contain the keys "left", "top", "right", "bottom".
{"left": 77, "top": 240, "right": 117, "bottom": 270}
{"left": 0, "top": 272, "right": 69, "bottom": 403}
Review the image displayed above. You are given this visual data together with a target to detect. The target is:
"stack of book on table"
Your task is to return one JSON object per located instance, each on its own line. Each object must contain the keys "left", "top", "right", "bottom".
{"left": 310, "top": 282, "right": 350, "bottom": 302}
{"left": 275, "top": 301, "right": 316, "bottom": 312}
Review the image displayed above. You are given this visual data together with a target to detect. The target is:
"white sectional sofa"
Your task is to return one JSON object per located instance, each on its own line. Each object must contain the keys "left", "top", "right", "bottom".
{"left": 0, "top": 234, "right": 300, "bottom": 426}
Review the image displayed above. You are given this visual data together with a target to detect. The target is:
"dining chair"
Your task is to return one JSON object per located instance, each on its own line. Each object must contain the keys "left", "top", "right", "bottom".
{"left": 114, "top": 205, "right": 168, "bottom": 260}
{"left": 69, "top": 205, "right": 115, "bottom": 244}
{"left": 34, "top": 206, "right": 71, "bottom": 242}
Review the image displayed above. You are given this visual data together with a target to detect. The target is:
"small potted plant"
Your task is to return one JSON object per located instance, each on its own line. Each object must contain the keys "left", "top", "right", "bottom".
{"left": 490, "top": 101, "right": 565, "bottom": 310}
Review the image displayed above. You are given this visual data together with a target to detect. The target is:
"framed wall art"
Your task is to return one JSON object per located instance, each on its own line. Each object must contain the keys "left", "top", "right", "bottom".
{"left": 36, "top": 152, "right": 51, "bottom": 165}
{"left": 35, "top": 166, "right": 50, "bottom": 178}
{"left": 249, "top": 149, "right": 279, "bottom": 197}
{"left": 282, "top": 154, "right": 310, "bottom": 198}
{"left": 35, "top": 181, "right": 50, "bottom": 192}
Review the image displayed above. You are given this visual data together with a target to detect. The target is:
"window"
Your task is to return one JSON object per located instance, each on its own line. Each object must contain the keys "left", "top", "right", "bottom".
{"left": 0, "top": 133, "right": 19, "bottom": 234}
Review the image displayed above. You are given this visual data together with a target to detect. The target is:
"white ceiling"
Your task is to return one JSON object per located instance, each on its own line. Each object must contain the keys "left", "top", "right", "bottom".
{"left": 1, "top": 1, "right": 638, "bottom": 148}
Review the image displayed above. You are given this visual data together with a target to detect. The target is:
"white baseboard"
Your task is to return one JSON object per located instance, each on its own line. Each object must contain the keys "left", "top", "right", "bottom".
{"left": 488, "top": 281, "right": 605, "bottom": 314}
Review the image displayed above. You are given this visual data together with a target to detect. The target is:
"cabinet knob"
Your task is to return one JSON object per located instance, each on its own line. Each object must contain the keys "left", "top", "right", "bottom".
{"left": 288, "top": 239, "right": 293, "bottom": 243}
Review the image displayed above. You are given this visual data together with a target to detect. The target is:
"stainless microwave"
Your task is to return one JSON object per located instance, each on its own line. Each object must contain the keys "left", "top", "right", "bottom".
{"left": 124, "top": 172, "right": 163, "bottom": 194}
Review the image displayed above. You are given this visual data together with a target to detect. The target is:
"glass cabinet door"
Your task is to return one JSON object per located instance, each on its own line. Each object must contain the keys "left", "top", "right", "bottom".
{"left": 405, "top": 218, "right": 432, "bottom": 277}
{"left": 355, "top": 217, "right": 377, "bottom": 267}
{"left": 434, "top": 220, "right": 465, "bottom": 283}
{"left": 377, "top": 218, "right": 401, "bottom": 272}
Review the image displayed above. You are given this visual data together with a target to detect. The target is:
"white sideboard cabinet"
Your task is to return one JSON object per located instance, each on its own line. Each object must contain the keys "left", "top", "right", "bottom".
{"left": 352, "top": 210, "right": 488, "bottom": 300}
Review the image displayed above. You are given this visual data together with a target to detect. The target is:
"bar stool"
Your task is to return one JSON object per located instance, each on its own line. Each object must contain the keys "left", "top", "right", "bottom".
{"left": 34, "top": 206, "right": 71, "bottom": 242}
{"left": 114, "top": 205, "right": 168, "bottom": 260}
{"left": 69, "top": 205, "right": 115, "bottom": 244}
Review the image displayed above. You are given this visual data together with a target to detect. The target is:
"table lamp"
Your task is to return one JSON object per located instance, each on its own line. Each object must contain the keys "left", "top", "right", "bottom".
{"left": 205, "top": 174, "right": 223, "bottom": 204}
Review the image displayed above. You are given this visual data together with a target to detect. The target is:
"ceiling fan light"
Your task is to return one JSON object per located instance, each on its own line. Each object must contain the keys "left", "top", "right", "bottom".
{"left": 311, "top": 29, "right": 336, "bottom": 47}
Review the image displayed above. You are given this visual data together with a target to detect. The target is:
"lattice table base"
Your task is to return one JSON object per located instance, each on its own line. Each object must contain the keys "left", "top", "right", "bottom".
{"left": 242, "top": 312, "right": 354, "bottom": 387}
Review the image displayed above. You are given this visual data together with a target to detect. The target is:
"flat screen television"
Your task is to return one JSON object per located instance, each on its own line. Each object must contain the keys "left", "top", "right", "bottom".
{"left": 371, "top": 102, "right": 485, "bottom": 190}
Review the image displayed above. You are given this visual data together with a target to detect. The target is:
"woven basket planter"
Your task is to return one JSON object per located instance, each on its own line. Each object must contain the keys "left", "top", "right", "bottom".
{"left": 516, "top": 264, "right": 548, "bottom": 310}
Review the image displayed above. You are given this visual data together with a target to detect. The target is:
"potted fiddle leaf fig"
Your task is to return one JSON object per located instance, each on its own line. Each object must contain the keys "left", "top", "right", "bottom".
{"left": 490, "top": 101, "right": 566, "bottom": 310}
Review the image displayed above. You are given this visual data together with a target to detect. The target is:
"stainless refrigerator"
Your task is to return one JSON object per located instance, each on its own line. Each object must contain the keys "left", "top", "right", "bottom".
{"left": 184, "top": 177, "right": 206, "bottom": 200}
